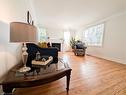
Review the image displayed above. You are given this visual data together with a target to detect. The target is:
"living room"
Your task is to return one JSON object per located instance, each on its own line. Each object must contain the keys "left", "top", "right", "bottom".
{"left": 0, "top": 0, "right": 126, "bottom": 95}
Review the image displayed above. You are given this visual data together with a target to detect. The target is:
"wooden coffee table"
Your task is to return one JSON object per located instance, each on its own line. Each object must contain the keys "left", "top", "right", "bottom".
{"left": 0, "top": 58, "right": 72, "bottom": 95}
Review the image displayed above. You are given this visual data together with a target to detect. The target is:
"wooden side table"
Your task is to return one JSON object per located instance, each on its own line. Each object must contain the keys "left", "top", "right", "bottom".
{"left": 0, "top": 59, "right": 72, "bottom": 95}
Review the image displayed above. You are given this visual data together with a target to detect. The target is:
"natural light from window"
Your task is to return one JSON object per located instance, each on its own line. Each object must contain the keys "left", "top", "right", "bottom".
{"left": 38, "top": 27, "right": 47, "bottom": 42}
{"left": 64, "top": 30, "right": 70, "bottom": 45}
{"left": 64, "top": 30, "right": 71, "bottom": 51}
{"left": 83, "top": 23, "right": 104, "bottom": 46}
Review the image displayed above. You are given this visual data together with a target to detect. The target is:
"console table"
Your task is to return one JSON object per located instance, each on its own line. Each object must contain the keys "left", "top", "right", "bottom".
{"left": 0, "top": 59, "right": 72, "bottom": 95}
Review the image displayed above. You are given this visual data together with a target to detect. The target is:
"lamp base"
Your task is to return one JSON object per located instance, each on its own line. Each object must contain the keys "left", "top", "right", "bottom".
{"left": 18, "top": 66, "right": 31, "bottom": 73}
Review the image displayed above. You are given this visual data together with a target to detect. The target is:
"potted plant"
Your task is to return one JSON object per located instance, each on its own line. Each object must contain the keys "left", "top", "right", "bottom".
{"left": 70, "top": 37, "right": 76, "bottom": 49}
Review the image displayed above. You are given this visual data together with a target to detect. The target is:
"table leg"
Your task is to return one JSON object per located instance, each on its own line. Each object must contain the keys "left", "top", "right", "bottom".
{"left": 2, "top": 85, "right": 13, "bottom": 95}
{"left": 66, "top": 71, "right": 71, "bottom": 92}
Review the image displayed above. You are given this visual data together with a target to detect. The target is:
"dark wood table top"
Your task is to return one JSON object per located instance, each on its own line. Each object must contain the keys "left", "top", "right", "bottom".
{"left": 0, "top": 58, "right": 72, "bottom": 87}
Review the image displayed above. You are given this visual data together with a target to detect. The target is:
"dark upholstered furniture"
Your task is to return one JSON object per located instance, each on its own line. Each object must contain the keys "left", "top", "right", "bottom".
{"left": 0, "top": 54, "right": 71, "bottom": 94}
{"left": 26, "top": 43, "right": 58, "bottom": 68}
{"left": 73, "top": 41, "right": 87, "bottom": 56}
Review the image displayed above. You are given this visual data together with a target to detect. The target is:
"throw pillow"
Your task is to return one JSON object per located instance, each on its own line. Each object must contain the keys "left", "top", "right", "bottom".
{"left": 38, "top": 42, "right": 47, "bottom": 48}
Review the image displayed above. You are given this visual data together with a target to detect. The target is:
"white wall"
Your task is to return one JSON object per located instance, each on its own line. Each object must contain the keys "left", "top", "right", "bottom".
{"left": 46, "top": 28, "right": 79, "bottom": 51}
{"left": 0, "top": 0, "right": 31, "bottom": 80}
{"left": 0, "top": 0, "right": 37, "bottom": 93}
{"left": 86, "top": 12, "right": 126, "bottom": 64}
{"left": 46, "top": 28, "right": 64, "bottom": 39}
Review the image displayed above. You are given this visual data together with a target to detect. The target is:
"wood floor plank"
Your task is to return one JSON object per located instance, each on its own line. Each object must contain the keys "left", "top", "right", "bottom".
{"left": 14, "top": 52, "right": 126, "bottom": 95}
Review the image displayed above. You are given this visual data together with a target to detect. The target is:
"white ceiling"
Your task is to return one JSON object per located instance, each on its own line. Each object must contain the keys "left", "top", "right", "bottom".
{"left": 32, "top": 0, "right": 126, "bottom": 29}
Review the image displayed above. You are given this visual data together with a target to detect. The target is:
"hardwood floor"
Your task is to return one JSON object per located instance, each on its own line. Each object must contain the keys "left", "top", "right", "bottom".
{"left": 14, "top": 52, "right": 126, "bottom": 95}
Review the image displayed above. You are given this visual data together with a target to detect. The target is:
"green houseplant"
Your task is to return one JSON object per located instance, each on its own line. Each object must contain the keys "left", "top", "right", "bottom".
{"left": 70, "top": 37, "right": 76, "bottom": 49}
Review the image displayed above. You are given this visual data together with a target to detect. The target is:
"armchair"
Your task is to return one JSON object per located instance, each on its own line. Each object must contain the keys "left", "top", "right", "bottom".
{"left": 73, "top": 41, "right": 87, "bottom": 56}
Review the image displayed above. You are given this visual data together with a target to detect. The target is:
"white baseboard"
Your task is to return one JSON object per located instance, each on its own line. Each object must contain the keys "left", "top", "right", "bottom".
{"left": 87, "top": 54, "right": 126, "bottom": 65}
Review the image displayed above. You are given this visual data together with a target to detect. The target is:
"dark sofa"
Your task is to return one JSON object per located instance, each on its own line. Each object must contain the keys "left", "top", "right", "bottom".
{"left": 26, "top": 43, "right": 58, "bottom": 68}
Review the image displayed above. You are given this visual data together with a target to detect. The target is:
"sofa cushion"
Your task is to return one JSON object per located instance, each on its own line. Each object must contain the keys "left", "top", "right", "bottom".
{"left": 38, "top": 42, "right": 47, "bottom": 48}
{"left": 75, "top": 44, "right": 85, "bottom": 49}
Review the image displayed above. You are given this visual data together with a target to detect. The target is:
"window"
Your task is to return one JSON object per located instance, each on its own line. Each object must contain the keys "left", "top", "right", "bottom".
{"left": 63, "top": 30, "right": 71, "bottom": 51}
{"left": 38, "top": 27, "right": 47, "bottom": 42}
{"left": 83, "top": 23, "right": 104, "bottom": 46}
{"left": 64, "top": 31, "right": 70, "bottom": 45}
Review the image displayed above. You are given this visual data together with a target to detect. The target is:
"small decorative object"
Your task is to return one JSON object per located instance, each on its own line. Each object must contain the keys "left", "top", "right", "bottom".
{"left": 27, "top": 11, "right": 34, "bottom": 25}
{"left": 42, "top": 58, "right": 46, "bottom": 62}
{"left": 32, "top": 56, "right": 53, "bottom": 66}
{"left": 47, "top": 42, "right": 51, "bottom": 47}
{"left": 35, "top": 51, "right": 41, "bottom": 61}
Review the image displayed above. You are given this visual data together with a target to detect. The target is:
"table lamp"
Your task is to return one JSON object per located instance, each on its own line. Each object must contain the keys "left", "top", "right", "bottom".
{"left": 10, "top": 22, "right": 37, "bottom": 72}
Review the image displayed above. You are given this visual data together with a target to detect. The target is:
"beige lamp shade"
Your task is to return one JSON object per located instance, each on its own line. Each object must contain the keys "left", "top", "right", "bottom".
{"left": 10, "top": 22, "right": 37, "bottom": 42}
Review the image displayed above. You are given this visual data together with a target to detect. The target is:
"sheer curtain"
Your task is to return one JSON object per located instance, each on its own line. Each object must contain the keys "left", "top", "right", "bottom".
{"left": 63, "top": 29, "right": 76, "bottom": 51}
{"left": 64, "top": 30, "right": 70, "bottom": 51}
